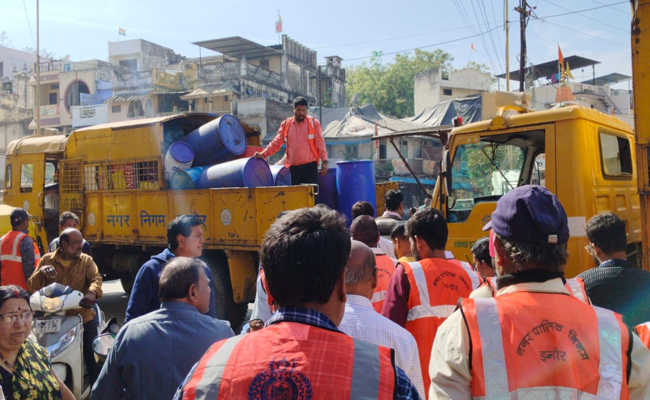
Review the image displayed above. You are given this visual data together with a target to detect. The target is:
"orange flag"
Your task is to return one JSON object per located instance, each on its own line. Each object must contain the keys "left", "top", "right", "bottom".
{"left": 558, "top": 45, "right": 564, "bottom": 64}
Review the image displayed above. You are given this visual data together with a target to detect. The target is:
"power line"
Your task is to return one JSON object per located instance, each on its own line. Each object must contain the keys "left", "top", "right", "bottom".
{"left": 540, "top": 0, "right": 627, "bottom": 33}
{"left": 534, "top": 18, "right": 629, "bottom": 48}
{"left": 470, "top": 0, "right": 500, "bottom": 72}
{"left": 590, "top": 0, "right": 629, "bottom": 15}
{"left": 478, "top": 0, "right": 504, "bottom": 71}
{"left": 344, "top": 25, "right": 504, "bottom": 62}
{"left": 22, "top": 0, "right": 35, "bottom": 48}
{"left": 536, "top": 1, "right": 628, "bottom": 19}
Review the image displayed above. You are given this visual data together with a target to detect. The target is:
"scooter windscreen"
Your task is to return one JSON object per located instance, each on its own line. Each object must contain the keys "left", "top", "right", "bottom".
{"left": 30, "top": 283, "right": 84, "bottom": 314}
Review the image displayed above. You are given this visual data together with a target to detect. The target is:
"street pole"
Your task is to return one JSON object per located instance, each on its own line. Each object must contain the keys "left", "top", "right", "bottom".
{"left": 518, "top": 0, "right": 526, "bottom": 92}
{"left": 36, "top": 0, "right": 41, "bottom": 136}
{"left": 317, "top": 65, "right": 322, "bottom": 124}
{"left": 505, "top": 0, "right": 510, "bottom": 91}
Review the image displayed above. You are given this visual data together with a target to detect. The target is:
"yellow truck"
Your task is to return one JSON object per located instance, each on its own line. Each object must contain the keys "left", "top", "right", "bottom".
{"left": 430, "top": 105, "right": 641, "bottom": 277}
{"left": 1, "top": 113, "right": 396, "bottom": 328}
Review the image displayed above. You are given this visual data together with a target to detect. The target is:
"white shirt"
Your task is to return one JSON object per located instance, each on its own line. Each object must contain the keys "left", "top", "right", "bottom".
{"left": 250, "top": 271, "right": 273, "bottom": 324}
{"left": 339, "top": 294, "right": 425, "bottom": 399}
{"left": 378, "top": 236, "right": 395, "bottom": 259}
{"left": 429, "top": 278, "right": 650, "bottom": 400}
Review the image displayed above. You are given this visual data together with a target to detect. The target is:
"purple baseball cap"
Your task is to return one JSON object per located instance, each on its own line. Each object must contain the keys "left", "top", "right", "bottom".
{"left": 482, "top": 185, "right": 570, "bottom": 244}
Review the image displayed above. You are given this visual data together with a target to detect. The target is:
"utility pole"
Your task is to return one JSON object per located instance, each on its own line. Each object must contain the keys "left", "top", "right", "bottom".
{"left": 36, "top": 0, "right": 41, "bottom": 136}
{"left": 505, "top": 0, "right": 510, "bottom": 91}
{"left": 515, "top": 0, "right": 533, "bottom": 92}
{"left": 317, "top": 65, "right": 322, "bottom": 124}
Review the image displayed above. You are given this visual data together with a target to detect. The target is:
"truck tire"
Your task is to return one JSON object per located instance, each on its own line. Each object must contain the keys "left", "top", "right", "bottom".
{"left": 120, "top": 277, "right": 135, "bottom": 295}
{"left": 204, "top": 254, "right": 249, "bottom": 331}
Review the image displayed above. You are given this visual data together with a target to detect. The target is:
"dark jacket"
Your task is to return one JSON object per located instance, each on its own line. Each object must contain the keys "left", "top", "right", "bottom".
{"left": 124, "top": 249, "right": 217, "bottom": 323}
{"left": 376, "top": 213, "right": 401, "bottom": 236}
{"left": 577, "top": 259, "right": 650, "bottom": 327}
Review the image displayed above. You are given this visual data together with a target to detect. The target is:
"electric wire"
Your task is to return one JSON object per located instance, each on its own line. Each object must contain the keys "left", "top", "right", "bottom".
{"left": 22, "top": 0, "right": 36, "bottom": 48}
{"left": 539, "top": 0, "right": 627, "bottom": 32}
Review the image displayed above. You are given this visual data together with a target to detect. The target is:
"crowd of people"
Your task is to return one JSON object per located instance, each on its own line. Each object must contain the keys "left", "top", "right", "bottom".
{"left": 1, "top": 183, "right": 650, "bottom": 399}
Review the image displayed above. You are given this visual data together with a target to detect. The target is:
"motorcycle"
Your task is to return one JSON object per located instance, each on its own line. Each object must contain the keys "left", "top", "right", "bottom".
{"left": 29, "top": 283, "right": 114, "bottom": 400}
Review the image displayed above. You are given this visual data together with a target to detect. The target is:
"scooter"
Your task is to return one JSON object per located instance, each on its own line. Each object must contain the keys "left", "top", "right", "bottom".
{"left": 30, "top": 283, "right": 103, "bottom": 400}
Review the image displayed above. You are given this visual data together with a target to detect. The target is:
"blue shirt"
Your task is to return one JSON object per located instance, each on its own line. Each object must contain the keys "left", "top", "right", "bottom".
{"left": 124, "top": 249, "right": 217, "bottom": 323}
{"left": 91, "top": 301, "right": 234, "bottom": 400}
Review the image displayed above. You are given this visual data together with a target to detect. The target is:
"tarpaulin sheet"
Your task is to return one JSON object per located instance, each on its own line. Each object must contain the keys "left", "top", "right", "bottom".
{"left": 406, "top": 95, "right": 482, "bottom": 127}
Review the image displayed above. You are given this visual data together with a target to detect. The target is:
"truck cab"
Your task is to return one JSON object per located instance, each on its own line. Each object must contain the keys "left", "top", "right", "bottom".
{"left": 434, "top": 105, "right": 642, "bottom": 277}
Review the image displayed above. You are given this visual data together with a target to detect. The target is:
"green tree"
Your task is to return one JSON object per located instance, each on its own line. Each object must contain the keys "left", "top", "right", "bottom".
{"left": 0, "top": 31, "right": 12, "bottom": 48}
{"left": 345, "top": 49, "right": 454, "bottom": 118}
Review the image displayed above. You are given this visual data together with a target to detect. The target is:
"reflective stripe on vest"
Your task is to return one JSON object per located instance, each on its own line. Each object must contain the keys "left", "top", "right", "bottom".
{"left": 282, "top": 116, "right": 320, "bottom": 167}
{"left": 0, "top": 231, "right": 39, "bottom": 289}
{"left": 192, "top": 335, "right": 245, "bottom": 400}
{"left": 459, "top": 261, "right": 480, "bottom": 289}
{"left": 565, "top": 278, "right": 590, "bottom": 304}
{"left": 473, "top": 298, "right": 624, "bottom": 399}
{"left": 635, "top": 322, "right": 650, "bottom": 350}
{"left": 407, "top": 262, "right": 455, "bottom": 322}
{"left": 0, "top": 232, "right": 26, "bottom": 262}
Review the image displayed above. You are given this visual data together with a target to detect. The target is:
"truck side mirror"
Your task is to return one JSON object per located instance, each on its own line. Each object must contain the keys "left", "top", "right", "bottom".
{"left": 442, "top": 149, "right": 452, "bottom": 196}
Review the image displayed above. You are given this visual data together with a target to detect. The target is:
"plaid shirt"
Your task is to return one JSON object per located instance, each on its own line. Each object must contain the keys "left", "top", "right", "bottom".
{"left": 268, "top": 306, "right": 421, "bottom": 400}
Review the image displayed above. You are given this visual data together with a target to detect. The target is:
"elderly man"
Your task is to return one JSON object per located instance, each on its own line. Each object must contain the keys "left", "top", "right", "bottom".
{"left": 125, "top": 215, "right": 217, "bottom": 323}
{"left": 381, "top": 208, "right": 479, "bottom": 397}
{"left": 92, "top": 257, "right": 234, "bottom": 400}
{"left": 430, "top": 186, "right": 650, "bottom": 399}
{"left": 352, "top": 200, "right": 396, "bottom": 258}
{"left": 175, "top": 207, "right": 420, "bottom": 399}
{"left": 28, "top": 228, "right": 103, "bottom": 384}
{"left": 339, "top": 240, "right": 425, "bottom": 398}
{"left": 578, "top": 212, "right": 650, "bottom": 326}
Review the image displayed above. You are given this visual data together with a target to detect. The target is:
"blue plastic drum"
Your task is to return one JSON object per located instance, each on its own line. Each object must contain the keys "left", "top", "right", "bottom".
{"left": 184, "top": 166, "right": 208, "bottom": 187}
{"left": 169, "top": 168, "right": 196, "bottom": 190}
{"left": 318, "top": 166, "right": 337, "bottom": 210}
{"left": 336, "top": 160, "right": 376, "bottom": 225}
{"left": 180, "top": 114, "right": 246, "bottom": 166}
{"left": 269, "top": 165, "right": 292, "bottom": 186}
{"left": 197, "top": 157, "right": 273, "bottom": 189}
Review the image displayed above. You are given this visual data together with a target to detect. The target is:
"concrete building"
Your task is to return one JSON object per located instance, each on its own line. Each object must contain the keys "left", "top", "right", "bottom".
{"left": 108, "top": 39, "right": 185, "bottom": 71}
{"left": 0, "top": 46, "right": 36, "bottom": 79}
{"left": 414, "top": 67, "right": 491, "bottom": 115}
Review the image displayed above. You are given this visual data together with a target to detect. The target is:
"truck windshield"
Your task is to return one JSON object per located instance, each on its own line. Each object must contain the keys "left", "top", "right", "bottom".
{"left": 447, "top": 136, "right": 527, "bottom": 223}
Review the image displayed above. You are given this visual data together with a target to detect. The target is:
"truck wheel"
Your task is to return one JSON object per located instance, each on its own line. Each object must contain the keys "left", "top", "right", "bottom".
{"left": 205, "top": 255, "right": 249, "bottom": 331}
{"left": 120, "top": 277, "right": 135, "bottom": 295}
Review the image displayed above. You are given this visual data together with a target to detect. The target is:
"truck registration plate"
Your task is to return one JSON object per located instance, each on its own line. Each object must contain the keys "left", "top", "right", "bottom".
{"left": 34, "top": 319, "right": 61, "bottom": 334}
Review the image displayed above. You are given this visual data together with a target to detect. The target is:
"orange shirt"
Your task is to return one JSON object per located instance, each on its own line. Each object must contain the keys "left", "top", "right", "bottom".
{"left": 262, "top": 117, "right": 328, "bottom": 166}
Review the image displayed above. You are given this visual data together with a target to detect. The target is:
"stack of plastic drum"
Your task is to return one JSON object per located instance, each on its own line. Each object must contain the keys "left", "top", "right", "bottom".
{"left": 165, "top": 142, "right": 195, "bottom": 190}
{"left": 269, "top": 165, "right": 292, "bottom": 186}
{"left": 318, "top": 166, "right": 337, "bottom": 210}
{"left": 181, "top": 114, "right": 247, "bottom": 165}
{"left": 336, "top": 160, "right": 376, "bottom": 226}
{"left": 197, "top": 157, "right": 273, "bottom": 189}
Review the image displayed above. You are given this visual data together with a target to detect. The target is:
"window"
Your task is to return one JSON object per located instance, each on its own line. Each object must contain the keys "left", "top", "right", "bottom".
{"left": 112, "top": 105, "right": 121, "bottom": 113}
{"left": 379, "top": 141, "right": 387, "bottom": 159}
{"left": 20, "top": 164, "right": 33, "bottom": 192}
{"left": 599, "top": 132, "right": 633, "bottom": 177}
{"left": 344, "top": 145, "right": 358, "bottom": 160}
{"left": 531, "top": 153, "right": 546, "bottom": 186}
{"left": 0, "top": 62, "right": 3, "bottom": 78}
{"left": 224, "top": 95, "right": 229, "bottom": 102}
{"left": 5, "top": 165, "right": 11, "bottom": 189}
{"left": 127, "top": 100, "right": 144, "bottom": 118}
{"left": 49, "top": 92, "right": 57, "bottom": 105}
{"left": 443, "top": 88, "right": 453, "bottom": 96}
{"left": 119, "top": 59, "right": 137, "bottom": 70}
{"left": 400, "top": 141, "right": 409, "bottom": 158}
{"left": 50, "top": 83, "right": 59, "bottom": 90}
{"left": 45, "top": 162, "right": 56, "bottom": 186}
{"left": 259, "top": 59, "right": 270, "bottom": 71}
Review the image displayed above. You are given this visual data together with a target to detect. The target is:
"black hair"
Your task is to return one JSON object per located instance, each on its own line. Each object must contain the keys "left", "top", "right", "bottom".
{"left": 293, "top": 96, "right": 308, "bottom": 108}
{"left": 260, "top": 207, "right": 351, "bottom": 306}
{"left": 586, "top": 212, "right": 627, "bottom": 254}
{"left": 159, "top": 257, "right": 203, "bottom": 302}
{"left": 390, "top": 222, "right": 408, "bottom": 240}
{"left": 384, "top": 190, "right": 404, "bottom": 212}
{"left": 471, "top": 237, "right": 492, "bottom": 267}
{"left": 351, "top": 201, "right": 375, "bottom": 220}
{"left": 350, "top": 215, "right": 379, "bottom": 247}
{"left": 167, "top": 216, "right": 203, "bottom": 251}
{"left": 0, "top": 285, "right": 30, "bottom": 310}
{"left": 59, "top": 211, "right": 80, "bottom": 227}
{"left": 495, "top": 234, "right": 569, "bottom": 273}
{"left": 406, "top": 208, "right": 448, "bottom": 251}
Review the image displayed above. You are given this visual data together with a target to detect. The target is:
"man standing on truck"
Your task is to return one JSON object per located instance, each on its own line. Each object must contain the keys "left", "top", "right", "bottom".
{"left": 27, "top": 228, "right": 103, "bottom": 385}
{"left": 125, "top": 215, "right": 217, "bottom": 323}
{"left": 254, "top": 96, "right": 329, "bottom": 185}
{"left": 0, "top": 208, "right": 40, "bottom": 290}
{"left": 376, "top": 189, "right": 404, "bottom": 236}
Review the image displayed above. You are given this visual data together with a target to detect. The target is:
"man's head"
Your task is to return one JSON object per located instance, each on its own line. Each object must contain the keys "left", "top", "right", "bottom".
{"left": 260, "top": 207, "right": 350, "bottom": 324}
{"left": 390, "top": 222, "right": 413, "bottom": 260}
{"left": 484, "top": 185, "right": 569, "bottom": 275}
{"left": 350, "top": 215, "right": 380, "bottom": 248}
{"left": 384, "top": 190, "right": 404, "bottom": 213}
{"left": 585, "top": 212, "right": 627, "bottom": 263}
{"left": 293, "top": 96, "right": 308, "bottom": 123}
{"left": 159, "top": 257, "right": 211, "bottom": 314}
{"left": 59, "top": 228, "right": 84, "bottom": 260}
{"left": 471, "top": 237, "right": 495, "bottom": 278}
{"left": 344, "top": 240, "right": 376, "bottom": 299}
{"left": 58, "top": 211, "right": 80, "bottom": 231}
{"left": 167, "top": 216, "right": 205, "bottom": 258}
{"left": 406, "top": 208, "right": 448, "bottom": 260}
{"left": 351, "top": 201, "right": 374, "bottom": 220}
{"left": 10, "top": 208, "right": 29, "bottom": 231}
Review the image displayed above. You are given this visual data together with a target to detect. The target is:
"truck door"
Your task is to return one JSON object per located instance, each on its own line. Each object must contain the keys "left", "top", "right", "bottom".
{"left": 14, "top": 153, "right": 46, "bottom": 232}
{"left": 445, "top": 127, "right": 551, "bottom": 262}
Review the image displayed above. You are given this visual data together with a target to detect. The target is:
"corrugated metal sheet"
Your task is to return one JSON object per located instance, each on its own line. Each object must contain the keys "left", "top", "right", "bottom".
{"left": 103, "top": 89, "right": 152, "bottom": 104}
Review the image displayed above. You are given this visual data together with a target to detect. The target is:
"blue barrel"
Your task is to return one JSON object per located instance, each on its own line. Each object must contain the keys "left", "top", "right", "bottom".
{"left": 180, "top": 114, "right": 246, "bottom": 167}
{"left": 197, "top": 157, "right": 273, "bottom": 189}
{"left": 164, "top": 141, "right": 194, "bottom": 180}
{"left": 318, "top": 166, "right": 337, "bottom": 210}
{"left": 336, "top": 161, "right": 376, "bottom": 225}
{"left": 185, "top": 166, "right": 207, "bottom": 187}
{"left": 169, "top": 168, "right": 196, "bottom": 190}
{"left": 269, "top": 165, "right": 291, "bottom": 186}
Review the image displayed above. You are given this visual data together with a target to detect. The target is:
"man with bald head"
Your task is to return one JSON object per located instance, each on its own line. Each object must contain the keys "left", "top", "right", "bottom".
{"left": 28, "top": 227, "right": 103, "bottom": 384}
{"left": 350, "top": 215, "right": 397, "bottom": 312}
{"left": 339, "top": 241, "right": 425, "bottom": 398}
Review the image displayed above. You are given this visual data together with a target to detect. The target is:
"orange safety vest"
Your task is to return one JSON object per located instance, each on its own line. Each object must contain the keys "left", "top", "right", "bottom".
{"left": 282, "top": 116, "right": 321, "bottom": 167}
{"left": 371, "top": 254, "right": 397, "bottom": 312}
{"left": 180, "top": 321, "right": 397, "bottom": 400}
{"left": 635, "top": 322, "right": 650, "bottom": 349}
{"left": 461, "top": 293, "right": 630, "bottom": 399}
{"left": 483, "top": 276, "right": 591, "bottom": 303}
{"left": 0, "top": 231, "right": 41, "bottom": 290}
{"left": 403, "top": 258, "right": 479, "bottom": 397}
